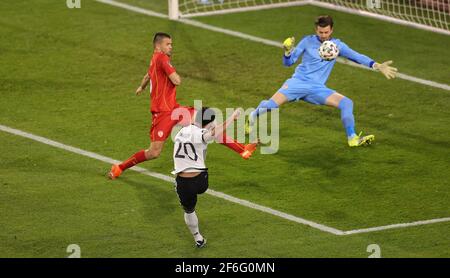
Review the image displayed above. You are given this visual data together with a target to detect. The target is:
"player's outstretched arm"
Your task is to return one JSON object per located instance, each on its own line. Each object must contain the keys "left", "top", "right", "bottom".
{"left": 339, "top": 42, "right": 398, "bottom": 79}
{"left": 282, "top": 36, "right": 306, "bottom": 67}
{"left": 204, "top": 109, "right": 241, "bottom": 142}
{"left": 135, "top": 73, "right": 150, "bottom": 95}
{"left": 372, "top": 60, "right": 398, "bottom": 79}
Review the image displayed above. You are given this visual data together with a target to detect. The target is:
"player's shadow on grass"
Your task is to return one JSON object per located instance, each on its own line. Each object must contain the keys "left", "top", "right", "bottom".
{"left": 118, "top": 176, "right": 180, "bottom": 222}
{"left": 276, "top": 146, "right": 352, "bottom": 178}
{"left": 309, "top": 103, "right": 450, "bottom": 152}
{"left": 291, "top": 105, "right": 450, "bottom": 157}
{"left": 369, "top": 120, "right": 450, "bottom": 153}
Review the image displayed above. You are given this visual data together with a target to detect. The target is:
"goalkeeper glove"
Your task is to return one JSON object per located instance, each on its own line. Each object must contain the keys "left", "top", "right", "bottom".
{"left": 372, "top": 60, "right": 398, "bottom": 79}
{"left": 283, "top": 37, "right": 295, "bottom": 57}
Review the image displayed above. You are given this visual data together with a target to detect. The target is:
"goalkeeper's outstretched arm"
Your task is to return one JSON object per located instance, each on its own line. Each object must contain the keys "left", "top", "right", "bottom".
{"left": 372, "top": 61, "right": 398, "bottom": 79}
{"left": 339, "top": 42, "right": 397, "bottom": 79}
{"left": 282, "top": 36, "right": 306, "bottom": 67}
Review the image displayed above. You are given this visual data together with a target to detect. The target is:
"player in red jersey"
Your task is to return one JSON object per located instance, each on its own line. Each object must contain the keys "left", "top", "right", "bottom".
{"left": 108, "top": 32, "right": 257, "bottom": 179}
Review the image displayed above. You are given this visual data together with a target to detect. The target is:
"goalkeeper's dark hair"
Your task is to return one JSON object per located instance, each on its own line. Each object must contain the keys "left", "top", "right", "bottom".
{"left": 315, "top": 15, "right": 333, "bottom": 28}
{"left": 153, "top": 32, "right": 171, "bottom": 45}
{"left": 195, "top": 107, "right": 216, "bottom": 127}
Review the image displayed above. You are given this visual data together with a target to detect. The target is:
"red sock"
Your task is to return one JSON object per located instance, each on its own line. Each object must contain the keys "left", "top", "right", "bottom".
{"left": 218, "top": 134, "right": 245, "bottom": 154}
{"left": 119, "top": 150, "right": 147, "bottom": 171}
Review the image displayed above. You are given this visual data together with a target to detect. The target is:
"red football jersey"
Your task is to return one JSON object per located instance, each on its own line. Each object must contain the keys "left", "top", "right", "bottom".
{"left": 148, "top": 52, "right": 179, "bottom": 112}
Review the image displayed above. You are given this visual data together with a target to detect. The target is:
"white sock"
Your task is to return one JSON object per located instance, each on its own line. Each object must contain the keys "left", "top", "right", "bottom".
{"left": 184, "top": 211, "right": 203, "bottom": 242}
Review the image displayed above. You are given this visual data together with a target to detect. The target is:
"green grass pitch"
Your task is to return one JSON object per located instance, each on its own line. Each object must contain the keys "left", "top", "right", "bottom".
{"left": 0, "top": 0, "right": 449, "bottom": 257}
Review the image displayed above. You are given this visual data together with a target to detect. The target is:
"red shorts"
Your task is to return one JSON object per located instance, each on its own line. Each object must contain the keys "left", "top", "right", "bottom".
{"left": 150, "top": 106, "right": 195, "bottom": 141}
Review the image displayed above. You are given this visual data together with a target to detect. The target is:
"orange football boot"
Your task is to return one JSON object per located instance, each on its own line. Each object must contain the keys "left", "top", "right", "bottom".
{"left": 240, "top": 143, "right": 258, "bottom": 160}
{"left": 108, "top": 164, "right": 123, "bottom": 180}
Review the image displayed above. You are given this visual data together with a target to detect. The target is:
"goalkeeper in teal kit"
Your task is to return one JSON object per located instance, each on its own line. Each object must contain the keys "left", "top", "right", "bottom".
{"left": 246, "top": 15, "right": 398, "bottom": 147}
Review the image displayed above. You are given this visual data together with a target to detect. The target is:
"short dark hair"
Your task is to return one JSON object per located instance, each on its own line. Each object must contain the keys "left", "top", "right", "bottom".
{"left": 315, "top": 15, "right": 333, "bottom": 28}
{"left": 153, "top": 32, "right": 171, "bottom": 45}
{"left": 195, "top": 107, "right": 216, "bottom": 127}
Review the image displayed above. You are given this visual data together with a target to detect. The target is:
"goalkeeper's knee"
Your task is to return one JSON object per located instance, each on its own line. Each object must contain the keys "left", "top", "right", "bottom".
{"left": 338, "top": 97, "right": 354, "bottom": 120}
{"left": 251, "top": 99, "right": 279, "bottom": 120}
{"left": 338, "top": 97, "right": 353, "bottom": 111}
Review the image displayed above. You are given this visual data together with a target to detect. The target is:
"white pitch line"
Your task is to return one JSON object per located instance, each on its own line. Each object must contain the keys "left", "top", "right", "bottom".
{"left": 343, "top": 217, "right": 450, "bottom": 235}
{"left": 94, "top": 0, "right": 167, "bottom": 19}
{"left": 2, "top": 123, "right": 450, "bottom": 235}
{"left": 94, "top": 0, "right": 450, "bottom": 92}
{"left": 0, "top": 124, "right": 343, "bottom": 236}
{"left": 206, "top": 189, "right": 344, "bottom": 235}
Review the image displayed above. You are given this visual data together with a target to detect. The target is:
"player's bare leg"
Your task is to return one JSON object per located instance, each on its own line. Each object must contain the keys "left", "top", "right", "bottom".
{"left": 246, "top": 91, "right": 287, "bottom": 134}
{"left": 144, "top": 141, "right": 165, "bottom": 160}
{"left": 324, "top": 91, "right": 345, "bottom": 107}
{"left": 325, "top": 92, "right": 374, "bottom": 147}
{"left": 108, "top": 141, "right": 165, "bottom": 179}
{"left": 271, "top": 91, "right": 289, "bottom": 105}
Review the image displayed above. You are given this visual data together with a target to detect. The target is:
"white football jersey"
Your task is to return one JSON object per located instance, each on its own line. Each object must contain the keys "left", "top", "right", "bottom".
{"left": 172, "top": 124, "right": 213, "bottom": 175}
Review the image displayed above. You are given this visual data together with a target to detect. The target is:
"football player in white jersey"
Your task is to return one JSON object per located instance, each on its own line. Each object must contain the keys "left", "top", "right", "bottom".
{"left": 172, "top": 107, "right": 242, "bottom": 248}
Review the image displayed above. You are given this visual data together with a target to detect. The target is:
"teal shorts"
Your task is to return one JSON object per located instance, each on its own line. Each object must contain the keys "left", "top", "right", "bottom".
{"left": 278, "top": 78, "right": 335, "bottom": 105}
